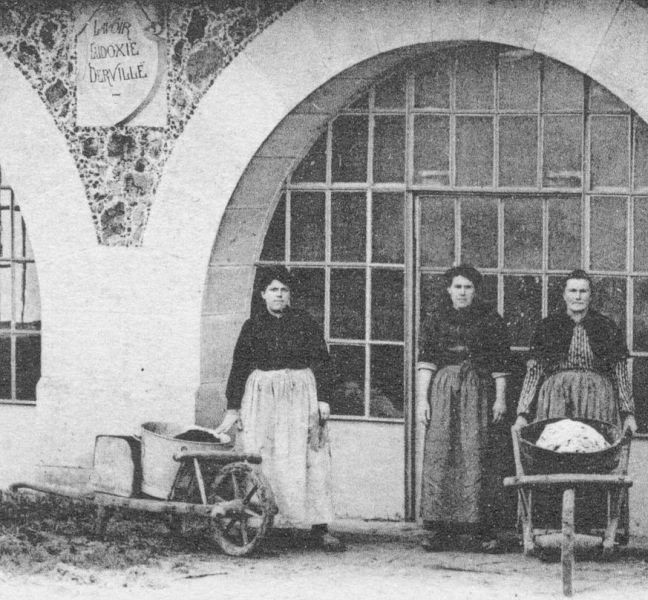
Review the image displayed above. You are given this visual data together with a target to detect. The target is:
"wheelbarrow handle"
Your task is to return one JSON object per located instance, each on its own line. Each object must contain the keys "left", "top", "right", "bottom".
{"left": 173, "top": 449, "right": 262, "bottom": 464}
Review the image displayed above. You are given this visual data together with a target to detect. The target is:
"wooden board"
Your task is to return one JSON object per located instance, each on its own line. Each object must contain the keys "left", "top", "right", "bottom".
{"left": 90, "top": 435, "right": 142, "bottom": 497}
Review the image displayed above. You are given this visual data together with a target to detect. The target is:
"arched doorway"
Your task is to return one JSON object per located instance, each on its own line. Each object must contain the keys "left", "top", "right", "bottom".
{"left": 169, "top": 0, "right": 648, "bottom": 521}
{"left": 251, "top": 43, "right": 648, "bottom": 519}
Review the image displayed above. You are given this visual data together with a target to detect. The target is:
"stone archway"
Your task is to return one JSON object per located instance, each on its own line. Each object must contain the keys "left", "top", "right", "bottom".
{"left": 149, "top": 0, "right": 648, "bottom": 426}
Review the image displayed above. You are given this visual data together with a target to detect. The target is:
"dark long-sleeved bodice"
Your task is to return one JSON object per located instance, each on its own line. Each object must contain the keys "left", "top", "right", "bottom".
{"left": 226, "top": 308, "right": 331, "bottom": 409}
{"left": 418, "top": 301, "right": 511, "bottom": 376}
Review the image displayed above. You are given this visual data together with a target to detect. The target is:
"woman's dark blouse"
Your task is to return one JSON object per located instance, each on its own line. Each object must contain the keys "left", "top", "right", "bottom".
{"left": 418, "top": 301, "right": 511, "bottom": 376}
{"left": 226, "top": 308, "right": 331, "bottom": 409}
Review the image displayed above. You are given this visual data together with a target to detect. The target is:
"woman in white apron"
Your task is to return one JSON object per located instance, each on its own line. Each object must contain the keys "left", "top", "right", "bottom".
{"left": 216, "top": 266, "right": 343, "bottom": 551}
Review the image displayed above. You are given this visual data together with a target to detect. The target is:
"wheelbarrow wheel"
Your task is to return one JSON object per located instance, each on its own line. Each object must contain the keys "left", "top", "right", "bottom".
{"left": 208, "top": 462, "right": 275, "bottom": 556}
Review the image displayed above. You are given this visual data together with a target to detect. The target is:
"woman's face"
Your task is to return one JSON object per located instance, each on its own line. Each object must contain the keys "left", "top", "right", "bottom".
{"left": 563, "top": 278, "right": 591, "bottom": 316}
{"left": 447, "top": 275, "right": 475, "bottom": 309}
{"left": 261, "top": 279, "right": 291, "bottom": 315}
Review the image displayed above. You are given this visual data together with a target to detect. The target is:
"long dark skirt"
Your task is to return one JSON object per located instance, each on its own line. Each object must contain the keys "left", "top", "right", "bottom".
{"left": 535, "top": 369, "right": 620, "bottom": 427}
{"left": 532, "top": 370, "right": 622, "bottom": 531}
{"left": 421, "top": 365, "right": 496, "bottom": 532}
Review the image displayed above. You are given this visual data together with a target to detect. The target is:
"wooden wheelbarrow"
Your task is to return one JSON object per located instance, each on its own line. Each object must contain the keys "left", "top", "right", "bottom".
{"left": 504, "top": 419, "right": 632, "bottom": 597}
{"left": 9, "top": 435, "right": 277, "bottom": 557}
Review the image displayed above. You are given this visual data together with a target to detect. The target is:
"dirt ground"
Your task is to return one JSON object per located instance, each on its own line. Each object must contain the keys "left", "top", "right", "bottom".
{"left": 2, "top": 494, "right": 648, "bottom": 600}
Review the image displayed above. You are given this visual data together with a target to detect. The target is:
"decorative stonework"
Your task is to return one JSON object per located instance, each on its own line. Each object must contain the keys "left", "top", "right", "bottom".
{"left": 0, "top": 0, "right": 299, "bottom": 245}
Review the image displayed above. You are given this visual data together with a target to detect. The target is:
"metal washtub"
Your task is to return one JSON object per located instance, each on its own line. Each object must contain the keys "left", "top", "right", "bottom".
{"left": 140, "top": 421, "right": 233, "bottom": 499}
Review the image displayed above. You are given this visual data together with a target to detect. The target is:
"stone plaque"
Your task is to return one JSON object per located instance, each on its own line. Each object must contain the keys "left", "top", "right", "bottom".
{"left": 76, "top": 2, "right": 166, "bottom": 127}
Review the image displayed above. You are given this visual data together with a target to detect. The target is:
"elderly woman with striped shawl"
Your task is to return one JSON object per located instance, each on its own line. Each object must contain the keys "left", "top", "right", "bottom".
{"left": 513, "top": 270, "right": 637, "bottom": 534}
{"left": 514, "top": 270, "right": 636, "bottom": 435}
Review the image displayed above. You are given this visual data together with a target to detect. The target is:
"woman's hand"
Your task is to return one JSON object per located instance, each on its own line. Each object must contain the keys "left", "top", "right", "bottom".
{"left": 214, "top": 409, "right": 240, "bottom": 434}
{"left": 623, "top": 415, "right": 638, "bottom": 436}
{"left": 492, "top": 397, "right": 507, "bottom": 424}
{"left": 416, "top": 401, "right": 430, "bottom": 426}
{"left": 492, "top": 375, "right": 507, "bottom": 424}
{"left": 318, "top": 401, "right": 331, "bottom": 422}
{"left": 512, "top": 415, "right": 528, "bottom": 431}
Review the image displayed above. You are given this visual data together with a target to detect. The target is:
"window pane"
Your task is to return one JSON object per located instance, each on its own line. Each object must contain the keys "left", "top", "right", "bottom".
{"left": 413, "top": 115, "right": 449, "bottom": 185}
{"left": 0, "top": 266, "right": 11, "bottom": 325}
{"left": 0, "top": 207, "right": 11, "bottom": 259}
{"left": 331, "top": 192, "right": 366, "bottom": 262}
{"left": 591, "top": 276, "right": 626, "bottom": 332}
{"left": 480, "top": 274, "right": 499, "bottom": 308}
{"left": 498, "top": 50, "right": 539, "bottom": 111}
{"left": 633, "top": 118, "right": 648, "bottom": 191}
{"left": 590, "top": 196, "right": 627, "bottom": 271}
{"left": 456, "top": 46, "right": 495, "bottom": 110}
{"left": 371, "top": 269, "right": 403, "bottom": 341}
{"left": 260, "top": 195, "right": 285, "bottom": 261}
{"left": 588, "top": 80, "right": 627, "bottom": 113}
{"left": 499, "top": 116, "right": 537, "bottom": 187}
{"left": 372, "top": 193, "right": 404, "bottom": 264}
{"left": 332, "top": 115, "right": 368, "bottom": 182}
{"left": 330, "top": 268, "right": 365, "bottom": 339}
{"left": 419, "top": 196, "right": 454, "bottom": 267}
{"left": 370, "top": 345, "right": 403, "bottom": 418}
{"left": 414, "top": 56, "right": 450, "bottom": 109}
{"left": 329, "top": 345, "right": 365, "bottom": 416}
{"left": 504, "top": 198, "right": 542, "bottom": 269}
{"left": 542, "top": 115, "right": 582, "bottom": 187}
{"left": 373, "top": 115, "right": 405, "bottom": 183}
{"left": 290, "top": 192, "right": 324, "bottom": 261}
{"left": 633, "top": 357, "right": 648, "bottom": 432}
{"left": 349, "top": 92, "right": 369, "bottom": 110}
{"left": 634, "top": 198, "right": 648, "bottom": 270}
{"left": 419, "top": 273, "right": 446, "bottom": 324}
{"left": 375, "top": 74, "right": 405, "bottom": 109}
{"left": 13, "top": 210, "right": 25, "bottom": 259}
{"left": 292, "top": 131, "right": 326, "bottom": 183}
{"left": 548, "top": 275, "right": 565, "bottom": 314}
{"left": 23, "top": 228, "right": 34, "bottom": 260}
{"left": 0, "top": 336, "right": 10, "bottom": 398}
{"left": 504, "top": 275, "right": 542, "bottom": 347}
{"left": 456, "top": 117, "right": 493, "bottom": 186}
{"left": 461, "top": 197, "right": 498, "bottom": 268}
{"left": 15, "top": 263, "right": 40, "bottom": 329}
{"left": 634, "top": 278, "right": 648, "bottom": 352}
{"left": 543, "top": 59, "right": 583, "bottom": 111}
{"left": 548, "top": 197, "right": 581, "bottom": 269}
{"left": 291, "top": 268, "right": 325, "bottom": 329}
{"left": 590, "top": 116, "right": 629, "bottom": 189}
{"left": 16, "top": 335, "right": 39, "bottom": 400}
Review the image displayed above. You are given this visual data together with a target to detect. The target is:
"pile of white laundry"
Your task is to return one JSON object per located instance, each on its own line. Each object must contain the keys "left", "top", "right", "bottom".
{"left": 535, "top": 419, "right": 611, "bottom": 453}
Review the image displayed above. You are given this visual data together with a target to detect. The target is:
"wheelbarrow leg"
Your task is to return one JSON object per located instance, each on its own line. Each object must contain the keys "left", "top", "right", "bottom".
{"left": 617, "top": 488, "right": 630, "bottom": 546}
{"left": 519, "top": 488, "right": 535, "bottom": 556}
{"left": 94, "top": 505, "right": 114, "bottom": 539}
{"left": 602, "top": 488, "right": 622, "bottom": 556}
{"left": 561, "top": 488, "right": 575, "bottom": 597}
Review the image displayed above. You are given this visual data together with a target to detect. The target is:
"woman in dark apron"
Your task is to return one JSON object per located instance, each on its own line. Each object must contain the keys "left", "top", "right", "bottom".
{"left": 417, "top": 265, "right": 511, "bottom": 552}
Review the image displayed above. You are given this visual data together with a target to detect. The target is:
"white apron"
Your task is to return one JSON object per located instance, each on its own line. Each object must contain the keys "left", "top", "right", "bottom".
{"left": 237, "top": 368, "right": 334, "bottom": 526}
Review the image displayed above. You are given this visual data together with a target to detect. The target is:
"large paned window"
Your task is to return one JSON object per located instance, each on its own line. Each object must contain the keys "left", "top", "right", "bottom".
{"left": 259, "top": 43, "right": 648, "bottom": 429}
{"left": 0, "top": 180, "right": 41, "bottom": 403}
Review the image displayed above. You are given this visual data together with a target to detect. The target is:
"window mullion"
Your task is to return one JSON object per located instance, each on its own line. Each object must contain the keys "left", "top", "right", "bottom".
{"left": 10, "top": 189, "right": 16, "bottom": 401}
{"left": 542, "top": 197, "right": 549, "bottom": 317}
{"left": 627, "top": 196, "right": 633, "bottom": 354}
{"left": 497, "top": 196, "right": 504, "bottom": 316}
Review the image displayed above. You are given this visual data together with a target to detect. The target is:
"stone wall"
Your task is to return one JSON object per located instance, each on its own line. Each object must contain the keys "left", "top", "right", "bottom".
{"left": 0, "top": 0, "right": 297, "bottom": 245}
